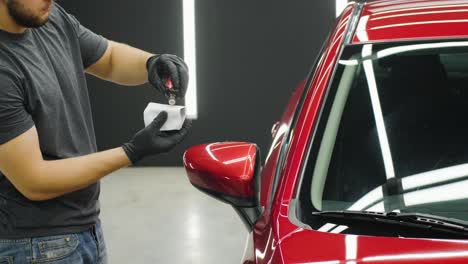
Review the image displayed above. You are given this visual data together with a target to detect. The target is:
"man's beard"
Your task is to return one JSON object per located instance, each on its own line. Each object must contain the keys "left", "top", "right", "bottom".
{"left": 6, "top": 0, "right": 50, "bottom": 28}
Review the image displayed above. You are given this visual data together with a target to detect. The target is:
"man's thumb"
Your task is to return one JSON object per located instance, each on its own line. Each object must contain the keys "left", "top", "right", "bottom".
{"left": 151, "top": 111, "right": 168, "bottom": 130}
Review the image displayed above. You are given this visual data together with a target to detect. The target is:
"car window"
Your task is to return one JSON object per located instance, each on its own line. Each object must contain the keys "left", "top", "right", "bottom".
{"left": 306, "top": 40, "right": 468, "bottom": 222}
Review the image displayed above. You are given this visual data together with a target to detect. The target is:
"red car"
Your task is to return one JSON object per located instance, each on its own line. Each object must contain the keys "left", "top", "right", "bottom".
{"left": 184, "top": 0, "right": 468, "bottom": 263}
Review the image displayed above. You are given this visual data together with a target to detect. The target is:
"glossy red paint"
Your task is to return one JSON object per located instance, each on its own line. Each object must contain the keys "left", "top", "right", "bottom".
{"left": 353, "top": 0, "right": 468, "bottom": 43}
{"left": 183, "top": 142, "right": 257, "bottom": 198}
{"left": 274, "top": 231, "right": 468, "bottom": 263}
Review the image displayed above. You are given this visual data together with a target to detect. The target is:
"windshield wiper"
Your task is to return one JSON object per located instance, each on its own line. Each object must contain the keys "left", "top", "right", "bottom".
{"left": 312, "top": 210, "right": 468, "bottom": 235}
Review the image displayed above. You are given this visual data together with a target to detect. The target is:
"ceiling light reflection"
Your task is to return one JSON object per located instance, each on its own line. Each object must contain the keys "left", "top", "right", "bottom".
{"left": 371, "top": 9, "right": 468, "bottom": 21}
{"left": 331, "top": 225, "right": 349, "bottom": 234}
{"left": 377, "top": 41, "right": 468, "bottom": 59}
{"left": 346, "top": 163, "right": 468, "bottom": 212}
{"left": 346, "top": 235, "right": 358, "bottom": 263}
{"left": 222, "top": 157, "right": 248, "bottom": 165}
{"left": 366, "top": 202, "right": 385, "bottom": 212}
{"left": 298, "top": 261, "right": 341, "bottom": 264}
{"left": 339, "top": 59, "right": 360, "bottom": 66}
{"left": 363, "top": 251, "right": 468, "bottom": 262}
{"left": 404, "top": 178, "right": 468, "bottom": 206}
{"left": 402, "top": 163, "right": 468, "bottom": 190}
{"left": 318, "top": 223, "right": 339, "bottom": 232}
{"left": 371, "top": 19, "right": 468, "bottom": 31}
{"left": 362, "top": 44, "right": 395, "bottom": 180}
{"left": 372, "top": 3, "right": 468, "bottom": 16}
{"left": 356, "top": 15, "right": 370, "bottom": 42}
{"left": 348, "top": 187, "right": 384, "bottom": 211}
{"left": 205, "top": 144, "right": 219, "bottom": 161}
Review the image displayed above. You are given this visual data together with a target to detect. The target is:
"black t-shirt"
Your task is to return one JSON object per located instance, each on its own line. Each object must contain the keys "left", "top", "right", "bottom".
{"left": 0, "top": 3, "right": 108, "bottom": 238}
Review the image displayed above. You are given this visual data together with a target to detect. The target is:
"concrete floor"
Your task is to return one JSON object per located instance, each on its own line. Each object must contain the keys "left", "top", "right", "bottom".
{"left": 99, "top": 167, "right": 247, "bottom": 264}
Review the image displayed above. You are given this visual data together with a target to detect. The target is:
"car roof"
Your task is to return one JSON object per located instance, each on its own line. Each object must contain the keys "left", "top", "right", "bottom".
{"left": 352, "top": 0, "right": 468, "bottom": 43}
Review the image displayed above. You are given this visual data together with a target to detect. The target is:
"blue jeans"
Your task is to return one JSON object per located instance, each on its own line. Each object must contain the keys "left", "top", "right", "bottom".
{"left": 0, "top": 222, "right": 107, "bottom": 264}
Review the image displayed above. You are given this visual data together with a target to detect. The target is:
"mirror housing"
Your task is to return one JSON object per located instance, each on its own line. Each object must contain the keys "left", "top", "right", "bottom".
{"left": 183, "top": 142, "right": 261, "bottom": 229}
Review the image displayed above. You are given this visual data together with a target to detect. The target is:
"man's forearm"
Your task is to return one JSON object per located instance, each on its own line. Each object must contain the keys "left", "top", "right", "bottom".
{"left": 91, "top": 41, "right": 153, "bottom": 86}
{"left": 29, "top": 147, "right": 131, "bottom": 201}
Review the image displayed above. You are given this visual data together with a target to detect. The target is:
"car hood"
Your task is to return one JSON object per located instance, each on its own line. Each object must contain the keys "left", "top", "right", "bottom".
{"left": 275, "top": 228, "right": 468, "bottom": 263}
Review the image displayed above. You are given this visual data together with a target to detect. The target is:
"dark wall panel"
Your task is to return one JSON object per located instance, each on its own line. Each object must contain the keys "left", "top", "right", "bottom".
{"left": 60, "top": 1, "right": 335, "bottom": 166}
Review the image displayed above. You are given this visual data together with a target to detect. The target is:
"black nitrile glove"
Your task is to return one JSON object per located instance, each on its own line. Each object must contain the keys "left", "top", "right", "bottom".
{"left": 147, "top": 54, "right": 189, "bottom": 99}
{"left": 122, "top": 111, "right": 192, "bottom": 164}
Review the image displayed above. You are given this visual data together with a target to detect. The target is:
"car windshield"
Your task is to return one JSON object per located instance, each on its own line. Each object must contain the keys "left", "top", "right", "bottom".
{"left": 307, "top": 40, "right": 468, "bottom": 223}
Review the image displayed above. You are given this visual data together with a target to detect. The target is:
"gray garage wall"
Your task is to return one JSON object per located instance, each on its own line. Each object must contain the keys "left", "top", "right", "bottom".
{"left": 60, "top": 1, "right": 335, "bottom": 166}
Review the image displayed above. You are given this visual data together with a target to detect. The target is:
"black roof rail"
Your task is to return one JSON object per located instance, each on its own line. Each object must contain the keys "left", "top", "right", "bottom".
{"left": 343, "top": 1, "right": 365, "bottom": 44}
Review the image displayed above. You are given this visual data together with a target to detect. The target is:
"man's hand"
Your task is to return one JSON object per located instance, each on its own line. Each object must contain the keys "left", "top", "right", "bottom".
{"left": 122, "top": 111, "right": 191, "bottom": 164}
{"left": 147, "top": 54, "right": 189, "bottom": 99}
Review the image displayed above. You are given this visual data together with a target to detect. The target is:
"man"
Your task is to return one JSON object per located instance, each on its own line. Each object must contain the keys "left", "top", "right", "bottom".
{"left": 0, "top": 0, "right": 191, "bottom": 263}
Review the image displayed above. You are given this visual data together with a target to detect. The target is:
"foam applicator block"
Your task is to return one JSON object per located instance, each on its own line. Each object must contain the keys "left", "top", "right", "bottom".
{"left": 143, "top": 102, "right": 186, "bottom": 131}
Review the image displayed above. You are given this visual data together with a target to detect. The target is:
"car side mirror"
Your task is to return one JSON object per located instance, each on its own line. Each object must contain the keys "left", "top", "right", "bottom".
{"left": 183, "top": 142, "right": 261, "bottom": 229}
